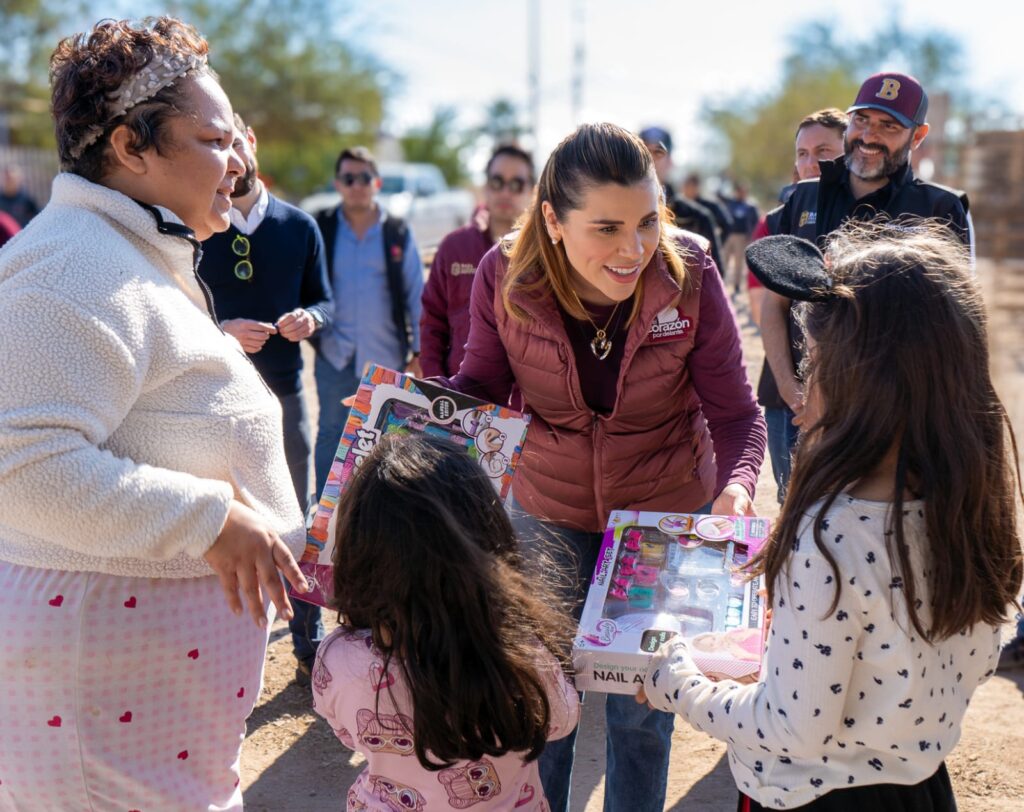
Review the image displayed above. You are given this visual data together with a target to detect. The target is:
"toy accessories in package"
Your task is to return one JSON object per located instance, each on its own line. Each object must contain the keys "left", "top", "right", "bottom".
{"left": 573, "top": 511, "right": 770, "bottom": 694}
{"left": 291, "top": 365, "right": 531, "bottom": 608}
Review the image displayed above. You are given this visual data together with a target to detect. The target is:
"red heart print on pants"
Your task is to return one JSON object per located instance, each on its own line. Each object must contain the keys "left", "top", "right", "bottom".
{"left": 187, "top": 649, "right": 199, "bottom": 660}
{"left": 47, "top": 716, "right": 62, "bottom": 727}
{"left": 120, "top": 711, "right": 132, "bottom": 723}
{"left": 124, "top": 596, "right": 137, "bottom": 608}
{"left": 48, "top": 595, "right": 63, "bottom": 607}
{"left": 177, "top": 750, "right": 189, "bottom": 760}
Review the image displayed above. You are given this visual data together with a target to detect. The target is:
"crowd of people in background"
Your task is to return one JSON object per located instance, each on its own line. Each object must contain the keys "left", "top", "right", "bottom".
{"left": 0, "top": 14, "right": 1022, "bottom": 812}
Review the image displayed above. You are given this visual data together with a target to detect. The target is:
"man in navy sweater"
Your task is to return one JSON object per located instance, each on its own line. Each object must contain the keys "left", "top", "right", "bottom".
{"left": 199, "top": 116, "right": 332, "bottom": 687}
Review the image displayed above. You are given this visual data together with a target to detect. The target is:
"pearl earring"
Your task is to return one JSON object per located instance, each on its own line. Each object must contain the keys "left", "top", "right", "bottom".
{"left": 551, "top": 237, "right": 558, "bottom": 245}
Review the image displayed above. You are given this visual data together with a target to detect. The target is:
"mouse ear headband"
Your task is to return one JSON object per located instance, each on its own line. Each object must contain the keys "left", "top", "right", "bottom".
{"left": 745, "top": 235, "right": 834, "bottom": 302}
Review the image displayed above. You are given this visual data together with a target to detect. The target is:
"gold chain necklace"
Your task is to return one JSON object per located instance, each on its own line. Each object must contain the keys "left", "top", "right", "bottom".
{"left": 569, "top": 289, "right": 621, "bottom": 361}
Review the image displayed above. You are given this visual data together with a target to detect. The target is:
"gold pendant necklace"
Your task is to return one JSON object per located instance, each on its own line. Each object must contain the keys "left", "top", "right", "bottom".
{"left": 570, "top": 290, "right": 621, "bottom": 361}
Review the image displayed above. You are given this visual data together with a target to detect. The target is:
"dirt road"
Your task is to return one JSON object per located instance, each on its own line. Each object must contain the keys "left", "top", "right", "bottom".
{"left": 241, "top": 259, "right": 1024, "bottom": 811}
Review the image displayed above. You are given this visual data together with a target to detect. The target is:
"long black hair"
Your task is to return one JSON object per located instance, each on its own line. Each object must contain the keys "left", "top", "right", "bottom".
{"left": 331, "top": 434, "right": 574, "bottom": 769}
{"left": 754, "top": 220, "right": 1022, "bottom": 641}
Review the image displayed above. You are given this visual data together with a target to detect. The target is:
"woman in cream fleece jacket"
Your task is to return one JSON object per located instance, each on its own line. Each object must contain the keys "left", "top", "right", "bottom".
{"left": 0, "top": 18, "right": 307, "bottom": 811}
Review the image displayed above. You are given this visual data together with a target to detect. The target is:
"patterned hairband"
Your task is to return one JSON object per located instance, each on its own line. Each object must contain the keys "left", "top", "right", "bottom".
{"left": 68, "top": 49, "right": 208, "bottom": 160}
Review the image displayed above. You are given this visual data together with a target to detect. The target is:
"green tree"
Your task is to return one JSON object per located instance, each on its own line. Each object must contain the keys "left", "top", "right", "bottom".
{"left": 168, "top": 0, "right": 391, "bottom": 197}
{"left": 477, "top": 97, "right": 526, "bottom": 145}
{"left": 702, "top": 19, "right": 967, "bottom": 202}
{"left": 399, "top": 106, "right": 471, "bottom": 186}
{"left": 0, "top": 0, "right": 92, "bottom": 146}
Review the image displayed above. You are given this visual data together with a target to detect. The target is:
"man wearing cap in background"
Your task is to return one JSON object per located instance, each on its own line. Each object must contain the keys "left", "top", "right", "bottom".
{"left": 759, "top": 71, "right": 971, "bottom": 497}
{"left": 639, "top": 126, "right": 724, "bottom": 272}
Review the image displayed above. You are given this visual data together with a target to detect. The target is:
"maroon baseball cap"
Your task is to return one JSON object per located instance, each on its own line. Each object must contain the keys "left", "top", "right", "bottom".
{"left": 847, "top": 72, "right": 928, "bottom": 129}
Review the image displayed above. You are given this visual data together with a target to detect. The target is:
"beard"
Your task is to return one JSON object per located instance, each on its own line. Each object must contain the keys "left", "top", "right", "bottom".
{"left": 843, "top": 132, "right": 913, "bottom": 181}
{"left": 232, "top": 160, "right": 258, "bottom": 198}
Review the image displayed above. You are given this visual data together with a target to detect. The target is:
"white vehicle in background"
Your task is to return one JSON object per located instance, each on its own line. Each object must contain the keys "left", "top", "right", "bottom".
{"left": 300, "top": 162, "right": 476, "bottom": 250}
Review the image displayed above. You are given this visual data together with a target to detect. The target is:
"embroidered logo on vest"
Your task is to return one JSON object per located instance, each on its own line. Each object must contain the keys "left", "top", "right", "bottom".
{"left": 798, "top": 210, "right": 817, "bottom": 228}
{"left": 450, "top": 262, "right": 477, "bottom": 276}
{"left": 648, "top": 306, "right": 692, "bottom": 342}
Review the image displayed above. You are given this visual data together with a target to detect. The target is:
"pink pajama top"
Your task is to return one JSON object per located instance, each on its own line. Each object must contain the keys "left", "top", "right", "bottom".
{"left": 313, "top": 627, "right": 580, "bottom": 811}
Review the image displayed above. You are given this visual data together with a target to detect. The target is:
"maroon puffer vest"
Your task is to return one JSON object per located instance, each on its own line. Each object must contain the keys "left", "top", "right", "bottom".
{"left": 496, "top": 237, "right": 716, "bottom": 531}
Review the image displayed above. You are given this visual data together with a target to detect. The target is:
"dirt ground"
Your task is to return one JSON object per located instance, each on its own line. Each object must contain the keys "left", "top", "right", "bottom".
{"left": 241, "top": 259, "right": 1024, "bottom": 811}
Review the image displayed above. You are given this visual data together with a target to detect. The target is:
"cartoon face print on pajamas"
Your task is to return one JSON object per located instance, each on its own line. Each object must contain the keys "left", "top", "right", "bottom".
{"left": 312, "top": 656, "right": 332, "bottom": 695}
{"left": 356, "top": 708, "right": 415, "bottom": 756}
{"left": 438, "top": 758, "right": 502, "bottom": 808}
{"left": 370, "top": 775, "right": 426, "bottom": 811}
{"left": 347, "top": 785, "right": 369, "bottom": 811}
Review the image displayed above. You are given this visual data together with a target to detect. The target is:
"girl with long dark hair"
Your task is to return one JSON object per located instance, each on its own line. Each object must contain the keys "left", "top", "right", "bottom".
{"left": 643, "top": 222, "right": 1023, "bottom": 811}
{"left": 313, "top": 435, "right": 579, "bottom": 810}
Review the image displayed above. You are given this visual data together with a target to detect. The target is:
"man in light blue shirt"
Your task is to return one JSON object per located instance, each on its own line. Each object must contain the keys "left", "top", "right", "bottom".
{"left": 313, "top": 146, "right": 424, "bottom": 495}
{"left": 301, "top": 147, "right": 422, "bottom": 687}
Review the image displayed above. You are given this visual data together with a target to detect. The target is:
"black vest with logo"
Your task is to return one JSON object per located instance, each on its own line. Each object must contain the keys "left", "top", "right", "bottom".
{"left": 776, "top": 157, "right": 970, "bottom": 247}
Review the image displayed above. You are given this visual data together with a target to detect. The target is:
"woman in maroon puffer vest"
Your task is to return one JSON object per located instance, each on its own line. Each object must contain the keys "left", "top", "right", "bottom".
{"left": 444, "top": 122, "right": 766, "bottom": 812}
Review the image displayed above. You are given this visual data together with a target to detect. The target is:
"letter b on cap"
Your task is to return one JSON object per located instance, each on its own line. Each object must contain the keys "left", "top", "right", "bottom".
{"left": 876, "top": 78, "right": 901, "bottom": 101}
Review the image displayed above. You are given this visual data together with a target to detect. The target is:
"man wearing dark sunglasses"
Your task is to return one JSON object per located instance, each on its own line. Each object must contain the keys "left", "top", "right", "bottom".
{"left": 312, "top": 143, "right": 423, "bottom": 493}
{"left": 197, "top": 115, "right": 333, "bottom": 688}
{"left": 420, "top": 144, "right": 534, "bottom": 377}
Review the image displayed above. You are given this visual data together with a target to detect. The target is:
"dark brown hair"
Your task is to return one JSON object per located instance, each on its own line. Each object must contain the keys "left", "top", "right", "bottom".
{"left": 334, "top": 145, "right": 378, "bottom": 177}
{"left": 502, "top": 122, "right": 690, "bottom": 323}
{"left": 330, "top": 434, "right": 575, "bottom": 770}
{"left": 796, "top": 107, "right": 849, "bottom": 138}
{"left": 754, "top": 220, "right": 1023, "bottom": 642}
{"left": 50, "top": 17, "right": 211, "bottom": 179}
{"left": 486, "top": 144, "right": 535, "bottom": 181}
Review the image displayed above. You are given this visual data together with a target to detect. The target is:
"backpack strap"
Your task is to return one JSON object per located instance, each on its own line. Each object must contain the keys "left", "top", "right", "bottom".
{"left": 382, "top": 215, "right": 411, "bottom": 358}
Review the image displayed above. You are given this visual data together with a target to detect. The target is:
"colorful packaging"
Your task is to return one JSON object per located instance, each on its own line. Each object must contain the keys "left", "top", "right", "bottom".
{"left": 573, "top": 511, "right": 771, "bottom": 695}
{"left": 291, "top": 364, "right": 531, "bottom": 608}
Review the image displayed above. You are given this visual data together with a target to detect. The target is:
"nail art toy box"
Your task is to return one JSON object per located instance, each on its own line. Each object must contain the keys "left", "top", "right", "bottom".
{"left": 292, "top": 364, "right": 531, "bottom": 608}
{"left": 573, "top": 511, "right": 771, "bottom": 695}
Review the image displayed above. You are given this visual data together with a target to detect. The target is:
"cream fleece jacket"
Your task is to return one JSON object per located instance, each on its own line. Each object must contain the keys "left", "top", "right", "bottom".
{"left": 0, "top": 173, "right": 305, "bottom": 578}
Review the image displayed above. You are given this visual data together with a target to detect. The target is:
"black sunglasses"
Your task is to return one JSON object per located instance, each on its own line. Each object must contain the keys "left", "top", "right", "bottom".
{"left": 338, "top": 171, "right": 375, "bottom": 187}
{"left": 486, "top": 175, "right": 530, "bottom": 194}
{"left": 231, "top": 234, "right": 253, "bottom": 281}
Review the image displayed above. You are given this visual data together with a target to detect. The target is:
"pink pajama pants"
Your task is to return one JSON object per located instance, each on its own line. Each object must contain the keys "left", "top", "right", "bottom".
{"left": 0, "top": 562, "right": 271, "bottom": 811}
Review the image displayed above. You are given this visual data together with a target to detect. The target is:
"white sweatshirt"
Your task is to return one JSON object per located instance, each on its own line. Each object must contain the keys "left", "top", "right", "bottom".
{"left": 644, "top": 496, "right": 1002, "bottom": 809}
{"left": 0, "top": 174, "right": 305, "bottom": 578}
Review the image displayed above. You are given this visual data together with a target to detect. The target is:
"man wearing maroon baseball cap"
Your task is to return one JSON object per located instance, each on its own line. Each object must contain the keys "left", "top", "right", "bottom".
{"left": 756, "top": 69, "right": 971, "bottom": 501}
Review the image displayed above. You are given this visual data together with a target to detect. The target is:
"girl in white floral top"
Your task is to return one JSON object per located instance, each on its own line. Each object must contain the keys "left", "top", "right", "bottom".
{"left": 643, "top": 222, "right": 1022, "bottom": 811}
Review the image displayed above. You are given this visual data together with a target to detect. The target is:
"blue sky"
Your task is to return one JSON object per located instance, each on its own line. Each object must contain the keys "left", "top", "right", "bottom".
{"left": 354, "top": 0, "right": 1023, "bottom": 168}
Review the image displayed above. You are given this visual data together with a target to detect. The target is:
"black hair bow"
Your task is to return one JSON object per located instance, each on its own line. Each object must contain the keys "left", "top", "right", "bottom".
{"left": 745, "top": 236, "right": 833, "bottom": 302}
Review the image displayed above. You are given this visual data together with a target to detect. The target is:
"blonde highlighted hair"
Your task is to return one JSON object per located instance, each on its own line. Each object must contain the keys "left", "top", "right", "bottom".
{"left": 501, "top": 123, "right": 691, "bottom": 323}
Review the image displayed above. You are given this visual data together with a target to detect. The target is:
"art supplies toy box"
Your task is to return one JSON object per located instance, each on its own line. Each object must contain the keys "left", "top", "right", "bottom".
{"left": 573, "top": 511, "right": 771, "bottom": 695}
{"left": 292, "top": 364, "right": 531, "bottom": 608}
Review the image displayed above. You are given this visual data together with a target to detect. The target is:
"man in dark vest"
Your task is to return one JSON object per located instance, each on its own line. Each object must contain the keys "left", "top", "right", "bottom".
{"left": 759, "top": 72, "right": 972, "bottom": 496}
{"left": 313, "top": 146, "right": 423, "bottom": 494}
{"left": 198, "top": 115, "right": 333, "bottom": 687}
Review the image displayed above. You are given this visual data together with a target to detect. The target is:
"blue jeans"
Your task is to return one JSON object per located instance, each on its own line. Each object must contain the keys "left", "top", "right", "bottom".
{"left": 313, "top": 355, "right": 361, "bottom": 498}
{"left": 277, "top": 389, "right": 323, "bottom": 663}
{"left": 764, "top": 406, "right": 799, "bottom": 504}
{"left": 278, "top": 391, "right": 312, "bottom": 515}
{"left": 297, "top": 356, "right": 360, "bottom": 667}
{"left": 511, "top": 505, "right": 676, "bottom": 812}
